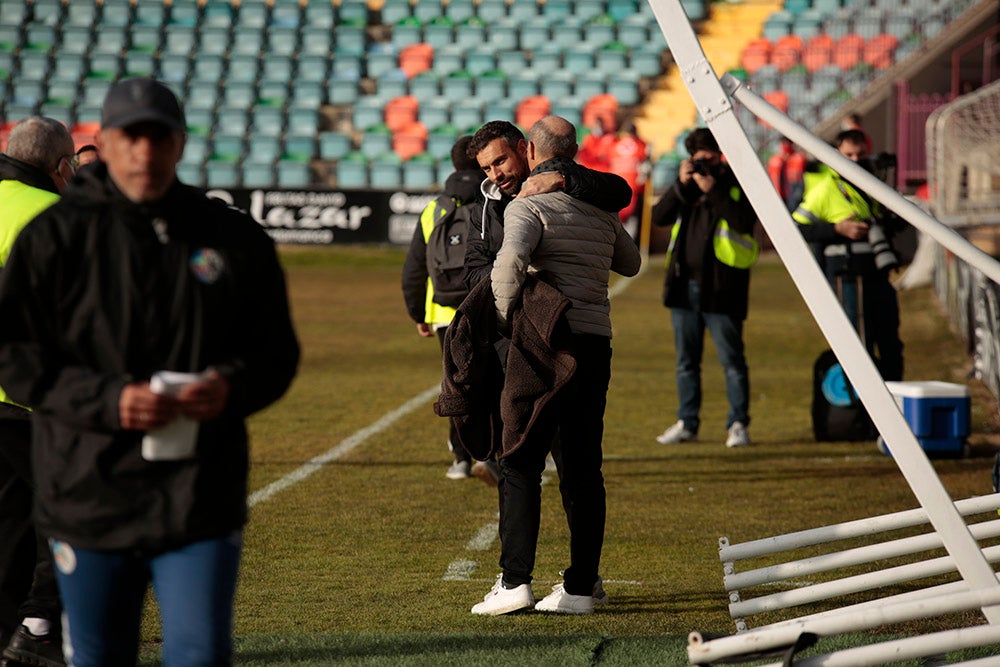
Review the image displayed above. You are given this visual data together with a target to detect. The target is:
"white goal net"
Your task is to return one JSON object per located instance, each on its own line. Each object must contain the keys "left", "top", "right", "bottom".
{"left": 926, "top": 79, "right": 1000, "bottom": 227}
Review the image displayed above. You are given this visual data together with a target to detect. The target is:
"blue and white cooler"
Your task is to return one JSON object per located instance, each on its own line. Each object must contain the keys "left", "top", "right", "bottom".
{"left": 878, "top": 381, "right": 971, "bottom": 458}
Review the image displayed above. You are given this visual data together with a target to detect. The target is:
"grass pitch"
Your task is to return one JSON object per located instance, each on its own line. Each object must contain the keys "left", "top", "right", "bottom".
{"left": 139, "top": 246, "right": 1000, "bottom": 665}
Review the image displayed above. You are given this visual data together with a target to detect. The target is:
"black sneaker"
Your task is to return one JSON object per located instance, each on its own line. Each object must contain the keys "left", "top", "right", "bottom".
{"left": 2, "top": 625, "right": 64, "bottom": 667}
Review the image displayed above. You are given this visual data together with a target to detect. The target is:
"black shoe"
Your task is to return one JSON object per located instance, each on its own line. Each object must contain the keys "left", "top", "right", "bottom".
{"left": 2, "top": 626, "right": 64, "bottom": 667}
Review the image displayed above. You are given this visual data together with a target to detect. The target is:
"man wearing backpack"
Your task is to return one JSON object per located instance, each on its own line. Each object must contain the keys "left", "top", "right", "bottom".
{"left": 402, "top": 136, "right": 483, "bottom": 481}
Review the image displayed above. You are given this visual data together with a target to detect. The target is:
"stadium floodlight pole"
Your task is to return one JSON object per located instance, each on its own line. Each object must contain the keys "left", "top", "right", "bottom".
{"left": 641, "top": 0, "right": 1000, "bottom": 631}
{"left": 724, "top": 75, "right": 1000, "bottom": 285}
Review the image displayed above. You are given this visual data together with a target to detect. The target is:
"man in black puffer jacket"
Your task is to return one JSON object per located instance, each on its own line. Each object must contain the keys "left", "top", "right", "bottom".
{"left": 0, "top": 78, "right": 299, "bottom": 667}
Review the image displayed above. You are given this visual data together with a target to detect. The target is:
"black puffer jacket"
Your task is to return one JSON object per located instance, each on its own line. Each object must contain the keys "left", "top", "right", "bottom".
{"left": 0, "top": 164, "right": 300, "bottom": 552}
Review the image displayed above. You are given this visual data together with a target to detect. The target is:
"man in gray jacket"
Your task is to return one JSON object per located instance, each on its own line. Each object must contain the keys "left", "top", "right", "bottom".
{"left": 471, "top": 116, "right": 641, "bottom": 616}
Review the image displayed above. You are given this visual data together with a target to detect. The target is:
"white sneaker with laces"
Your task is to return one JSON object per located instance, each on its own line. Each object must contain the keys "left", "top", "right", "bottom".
{"left": 446, "top": 460, "right": 471, "bottom": 480}
{"left": 726, "top": 422, "right": 750, "bottom": 448}
{"left": 558, "top": 570, "right": 609, "bottom": 605}
{"left": 535, "top": 583, "right": 595, "bottom": 614}
{"left": 471, "top": 575, "right": 534, "bottom": 615}
{"left": 656, "top": 420, "right": 696, "bottom": 444}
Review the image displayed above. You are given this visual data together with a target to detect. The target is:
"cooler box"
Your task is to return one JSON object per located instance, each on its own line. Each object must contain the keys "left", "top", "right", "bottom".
{"left": 881, "top": 381, "right": 970, "bottom": 458}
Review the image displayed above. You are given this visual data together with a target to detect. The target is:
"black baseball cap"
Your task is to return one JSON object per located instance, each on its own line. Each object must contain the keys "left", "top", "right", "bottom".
{"left": 101, "top": 77, "right": 186, "bottom": 132}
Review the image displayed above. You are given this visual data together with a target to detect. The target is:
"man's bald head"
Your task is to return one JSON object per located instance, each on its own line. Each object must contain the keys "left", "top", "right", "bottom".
{"left": 526, "top": 116, "right": 578, "bottom": 167}
{"left": 6, "top": 117, "right": 75, "bottom": 175}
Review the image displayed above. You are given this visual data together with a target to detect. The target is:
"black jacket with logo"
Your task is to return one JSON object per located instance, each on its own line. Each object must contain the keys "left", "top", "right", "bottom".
{"left": 0, "top": 164, "right": 300, "bottom": 552}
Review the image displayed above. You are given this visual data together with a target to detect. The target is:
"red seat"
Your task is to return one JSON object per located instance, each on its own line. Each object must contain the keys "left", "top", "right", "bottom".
{"left": 515, "top": 95, "right": 551, "bottom": 131}
{"left": 771, "top": 35, "right": 803, "bottom": 72}
{"left": 833, "top": 34, "right": 865, "bottom": 69}
{"left": 384, "top": 95, "right": 420, "bottom": 132}
{"left": 392, "top": 121, "right": 428, "bottom": 161}
{"left": 399, "top": 43, "right": 434, "bottom": 78}
{"left": 864, "top": 33, "right": 899, "bottom": 69}
{"left": 741, "top": 38, "right": 773, "bottom": 74}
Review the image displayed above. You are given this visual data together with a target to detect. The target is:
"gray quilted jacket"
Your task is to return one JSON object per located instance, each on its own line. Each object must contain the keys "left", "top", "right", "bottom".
{"left": 491, "top": 191, "right": 642, "bottom": 338}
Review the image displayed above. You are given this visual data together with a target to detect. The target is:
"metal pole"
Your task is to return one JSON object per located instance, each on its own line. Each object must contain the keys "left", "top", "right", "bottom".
{"left": 724, "top": 74, "right": 1000, "bottom": 284}
{"left": 643, "top": 0, "right": 1000, "bottom": 623}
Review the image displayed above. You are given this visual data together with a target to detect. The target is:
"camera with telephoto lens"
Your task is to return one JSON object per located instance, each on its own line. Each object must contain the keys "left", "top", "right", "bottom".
{"left": 690, "top": 158, "right": 714, "bottom": 176}
{"left": 867, "top": 221, "right": 898, "bottom": 272}
{"left": 861, "top": 152, "right": 897, "bottom": 176}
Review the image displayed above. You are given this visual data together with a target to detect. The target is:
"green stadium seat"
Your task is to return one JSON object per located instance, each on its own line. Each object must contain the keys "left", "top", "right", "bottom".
{"left": 242, "top": 162, "right": 275, "bottom": 188}
{"left": 246, "top": 135, "right": 282, "bottom": 164}
{"left": 335, "top": 151, "right": 369, "bottom": 189}
{"left": 402, "top": 153, "right": 438, "bottom": 189}
{"left": 453, "top": 17, "right": 486, "bottom": 49}
{"left": 205, "top": 159, "right": 240, "bottom": 188}
{"left": 409, "top": 71, "right": 441, "bottom": 99}
{"left": 319, "top": 131, "right": 353, "bottom": 160}
{"left": 277, "top": 160, "right": 312, "bottom": 188}
{"left": 369, "top": 151, "right": 403, "bottom": 188}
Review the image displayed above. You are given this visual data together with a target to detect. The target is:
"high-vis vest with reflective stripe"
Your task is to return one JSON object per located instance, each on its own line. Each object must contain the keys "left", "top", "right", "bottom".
{"left": 0, "top": 179, "right": 60, "bottom": 408}
{"left": 666, "top": 186, "right": 758, "bottom": 269}
{"left": 419, "top": 197, "right": 458, "bottom": 326}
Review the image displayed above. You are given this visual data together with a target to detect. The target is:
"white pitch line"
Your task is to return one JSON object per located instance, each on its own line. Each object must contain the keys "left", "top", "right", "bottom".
{"left": 248, "top": 384, "right": 440, "bottom": 507}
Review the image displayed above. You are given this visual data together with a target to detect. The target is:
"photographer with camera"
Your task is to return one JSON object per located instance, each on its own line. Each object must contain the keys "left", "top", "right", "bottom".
{"left": 792, "top": 129, "right": 904, "bottom": 381}
{"left": 651, "top": 128, "right": 759, "bottom": 448}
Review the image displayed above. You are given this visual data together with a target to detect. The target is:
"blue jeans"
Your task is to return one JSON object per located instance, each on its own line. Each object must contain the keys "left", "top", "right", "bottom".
{"left": 670, "top": 280, "right": 750, "bottom": 433}
{"left": 52, "top": 532, "right": 242, "bottom": 667}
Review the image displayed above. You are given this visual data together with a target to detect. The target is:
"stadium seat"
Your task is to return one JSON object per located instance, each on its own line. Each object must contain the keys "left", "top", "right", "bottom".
{"left": 367, "top": 45, "right": 399, "bottom": 80}
{"left": 392, "top": 121, "right": 429, "bottom": 160}
{"left": 475, "top": 70, "right": 507, "bottom": 102}
{"left": 246, "top": 134, "right": 282, "bottom": 165}
{"left": 518, "top": 17, "right": 550, "bottom": 46}
{"left": 508, "top": 70, "right": 541, "bottom": 102}
{"left": 251, "top": 105, "right": 285, "bottom": 135}
{"left": 336, "top": 150, "right": 370, "bottom": 188}
{"left": 540, "top": 72, "right": 574, "bottom": 101}
{"left": 573, "top": 0, "right": 606, "bottom": 21}
{"left": 392, "top": 17, "right": 424, "bottom": 50}
{"left": 833, "top": 34, "right": 865, "bottom": 70}
{"left": 574, "top": 76, "right": 605, "bottom": 103}
{"left": 864, "top": 33, "right": 899, "bottom": 70}
{"left": 551, "top": 98, "right": 583, "bottom": 127}
{"left": 515, "top": 95, "right": 551, "bottom": 130}
{"left": 465, "top": 49, "right": 497, "bottom": 77}
{"left": 319, "top": 131, "right": 353, "bottom": 161}
{"left": 802, "top": 34, "right": 834, "bottom": 72}
{"left": 205, "top": 159, "right": 240, "bottom": 188}
{"left": 375, "top": 69, "right": 410, "bottom": 99}
{"left": 423, "top": 16, "right": 455, "bottom": 50}
{"left": 485, "top": 19, "right": 519, "bottom": 51}
{"left": 399, "top": 42, "right": 434, "bottom": 78}
{"left": 507, "top": 1, "right": 540, "bottom": 22}
{"left": 852, "top": 8, "right": 884, "bottom": 40}
{"left": 617, "top": 15, "right": 649, "bottom": 46}
{"left": 381, "top": 0, "right": 412, "bottom": 25}
{"left": 418, "top": 98, "right": 451, "bottom": 129}
{"left": 408, "top": 71, "right": 440, "bottom": 99}
{"left": 336, "top": 1, "right": 369, "bottom": 25}
{"left": 563, "top": 48, "right": 595, "bottom": 76}
{"left": 425, "top": 124, "right": 459, "bottom": 160}
{"left": 384, "top": 95, "right": 420, "bottom": 132}
{"left": 236, "top": 2, "right": 268, "bottom": 29}
{"left": 359, "top": 123, "right": 393, "bottom": 158}
{"left": 450, "top": 99, "right": 483, "bottom": 133}
{"left": 606, "top": 70, "right": 641, "bottom": 105}
{"left": 581, "top": 93, "right": 619, "bottom": 130}
{"left": 177, "top": 163, "right": 204, "bottom": 186}
{"left": 477, "top": 0, "right": 508, "bottom": 23}
{"left": 335, "top": 20, "right": 367, "bottom": 55}
{"left": 771, "top": 35, "right": 803, "bottom": 71}
{"left": 741, "top": 38, "right": 773, "bottom": 75}
{"left": 484, "top": 99, "right": 516, "bottom": 124}
{"left": 197, "top": 26, "right": 231, "bottom": 57}
{"left": 442, "top": 70, "right": 475, "bottom": 98}
{"left": 303, "top": 1, "right": 335, "bottom": 29}
{"left": 269, "top": 2, "right": 301, "bottom": 29}
{"left": 369, "top": 151, "right": 403, "bottom": 188}
{"left": 596, "top": 42, "right": 629, "bottom": 76}
{"left": 211, "top": 133, "right": 245, "bottom": 162}
{"left": 413, "top": 0, "right": 446, "bottom": 24}
{"left": 583, "top": 15, "right": 616, "bottom": 47}
{"left": 530, "top": 44, "right": 562, "bottom": 73}
{"left": 297, "top": 54, "right": 330, "bottom": 84}
{"left": 277, "top": 160, "right": 312, "bottom": 188}
{"left": 452, "top": 16, "right": 487, "bottom": 49}
{"left": 283, "top": 135, "right": 316, "bottom": 162}
{"left": 287, "top": 107, "right": 320, "bottom": 138}
{"left": 630, "top": 45, "right": 665, "bottom": 78}
{"left": 242, "top": 162, "right": 275, "bottom": 188}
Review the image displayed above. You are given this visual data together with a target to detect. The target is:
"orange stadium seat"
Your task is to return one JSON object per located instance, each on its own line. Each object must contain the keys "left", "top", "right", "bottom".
{"left": 581, "top": 93, "right": 619, "bottom": 131}
{"left": 399, "top": 43, "right": 434, "bottom": 78}
{"left": 515, "top": 95, "right": 551, "bottom": 130}
{"left": 802, "top": 34, "right": 833, "bottom": 72}
{"left": 833, "top": 34, "right": 865, "bottom": 70}
{"left": 770, "top": 35, "right": 803, "bottom": 72}
{"left": 384, "top": 95, "right": 420, "bottom": 131}
{"left": 864, "top": 33, "right": 899, "bottom": 70}
{"left": 740, "top": 38, "right": 773, "bottom": 75}
{"left": 392, "top": 121, "right": 429, "bottom": 161}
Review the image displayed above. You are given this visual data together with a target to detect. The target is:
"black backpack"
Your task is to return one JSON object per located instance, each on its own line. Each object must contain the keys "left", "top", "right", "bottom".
{"left": 424, "top": 195, "right": 469, "bottom": 309}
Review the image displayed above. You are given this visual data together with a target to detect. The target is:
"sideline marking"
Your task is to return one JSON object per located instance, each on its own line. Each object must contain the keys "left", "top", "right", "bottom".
{"left": 248, "top": 385, "right": 440, "bottom": 507}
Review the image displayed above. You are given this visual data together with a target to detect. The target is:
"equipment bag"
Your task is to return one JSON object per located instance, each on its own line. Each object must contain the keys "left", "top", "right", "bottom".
{"left": 811, "top": 274, "right": 878, "bottom": 441}
{"left": 424, "top": 196, "right": 469, "bottom": 308}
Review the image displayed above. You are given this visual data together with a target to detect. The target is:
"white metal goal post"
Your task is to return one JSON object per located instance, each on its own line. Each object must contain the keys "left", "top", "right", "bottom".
{"left": 641, "top": 0, "right": 1000, "bottom": 659}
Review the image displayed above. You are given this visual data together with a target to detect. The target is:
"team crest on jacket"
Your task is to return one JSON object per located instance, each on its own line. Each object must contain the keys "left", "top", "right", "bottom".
{"left": 52, "top": 540, "right": 76, "bottom": 574}
{"left": 190, "top": 248, "right": 224, "bottom": 284}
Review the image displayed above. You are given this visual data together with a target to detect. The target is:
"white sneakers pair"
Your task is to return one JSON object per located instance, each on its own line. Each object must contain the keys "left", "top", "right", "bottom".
{"left": 471, "top": 575, "right": 607, "bottom": 616}
{"left": 655, "top": 420, "right": 751, "bottom": 447}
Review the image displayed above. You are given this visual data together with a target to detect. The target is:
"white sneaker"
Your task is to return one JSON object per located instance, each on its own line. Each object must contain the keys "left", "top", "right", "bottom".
{"left": 656, "top": 420, "right": 696, "bottom": 444}
{"left": 558, "top": 570, "right": 609, "bottom": 605}
{"left": 471, "top": 460, "right": 500, "bottom": 487}
{"left": 471, "top": 575, "right": 534, "bottom": 615}
{"left": 535, "top": 583, "right": 595, "bottom": 614}
{"left": 726, "top": 422, "right": 750, "bottom": 448}
{"left": 446, "top": 460, "right": 471, "bottom": 480}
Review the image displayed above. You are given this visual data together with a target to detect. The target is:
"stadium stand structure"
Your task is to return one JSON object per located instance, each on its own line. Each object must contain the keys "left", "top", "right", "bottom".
{"left": 0, "top": 0, "right": 990, "bottom": 191}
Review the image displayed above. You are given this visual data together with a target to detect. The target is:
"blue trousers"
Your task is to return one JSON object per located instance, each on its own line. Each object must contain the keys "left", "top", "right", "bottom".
{"left": 52, "top": 532, "right": 242, "bottom": 667}
{"left": 670, "top": 280, "right": 750, "bottom": 433}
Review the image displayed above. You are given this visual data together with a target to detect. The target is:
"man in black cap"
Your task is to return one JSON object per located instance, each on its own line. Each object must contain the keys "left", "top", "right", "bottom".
{"left": 0, "top": 78, "right": 300, "bottom": 666}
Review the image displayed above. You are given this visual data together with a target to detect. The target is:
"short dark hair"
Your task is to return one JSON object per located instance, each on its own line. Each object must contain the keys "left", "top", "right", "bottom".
{"left": 450, "top": 135, "right": 479, "bottom": 172}
{"left": 467, "top": 121, "right": 524, "bottom": 162}
{"left": 834, "top": 129, "right": 868, "bottom": 148}
{"left": 683, "top": 127, "right": 719, "bottom": 156}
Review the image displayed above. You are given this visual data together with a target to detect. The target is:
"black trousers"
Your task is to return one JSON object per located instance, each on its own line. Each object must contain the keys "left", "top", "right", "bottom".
{"left": 0, "top": 419, "right": 60, "bottom": 639}
{"left": 498, "top": 335, "right": 611, "bottom": 597}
